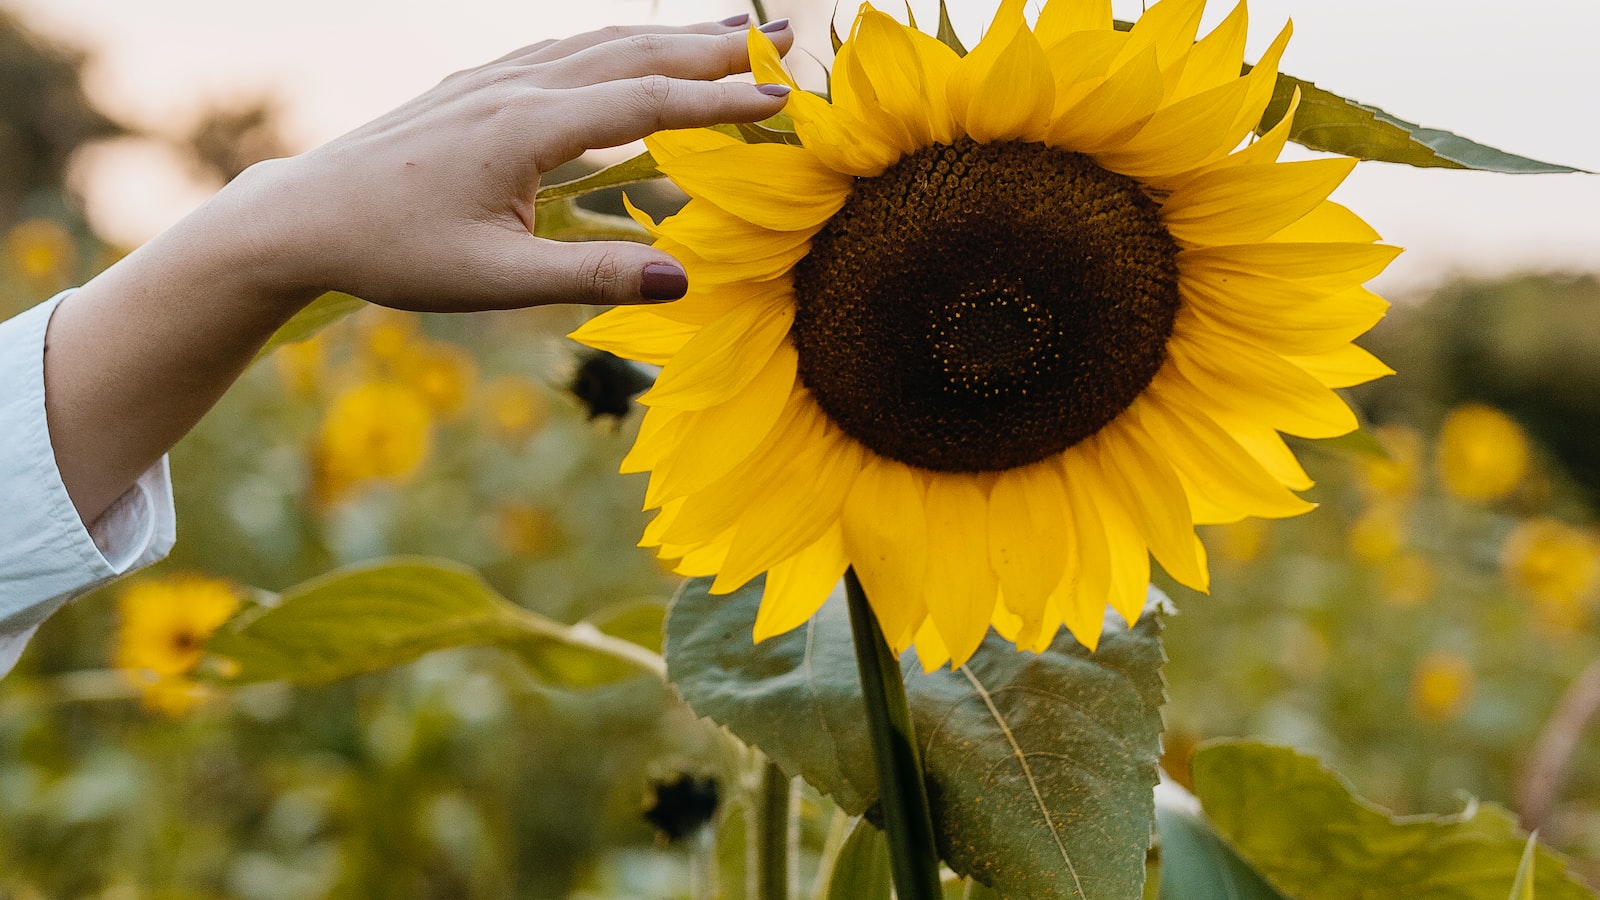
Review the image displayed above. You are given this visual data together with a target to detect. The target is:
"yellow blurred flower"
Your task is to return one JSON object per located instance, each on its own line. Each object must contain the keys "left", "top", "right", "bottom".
{"left": 481, "top": 375, "right": 549, "bottom": 444}
{"left": 273, "top": 332, "right": 327, "bottom": 400}
{"left": 1409, "top": 651, "right": 1474, "bottom": 723}
{"left": 1381, "top": 553, "right": 1437, "bottom": 606}
{"left": 1349, "top": 503, "right": 1406, "bottom": 565}
{"left": 395, "top": 340, "right": 478, "bottom": 420}
{"left": 493, "top": 503, "right": 559, "bottom": 557}
{"left": 314, "top": 381, "right": 433, "bottom": 503}
{"left": 113, "top": 575, "right": 240, "bottom": 716}
{"left": 1502, "top": 517, "right": 1600, "bottom": 628}
{"left": 1358, "top": 424, "right": 1422, "bottom": 500}
{"left": 359, "top": 308, "right": 422, "bottom": 363}
{"left": 1436, "top": 404, "right": 1529, "bottom": 502}
{"left": 5, "top": 218, "right": 75, "bottom": 281}
{"left": 1205, "top": 518, "right": 1269, "bottom": 565}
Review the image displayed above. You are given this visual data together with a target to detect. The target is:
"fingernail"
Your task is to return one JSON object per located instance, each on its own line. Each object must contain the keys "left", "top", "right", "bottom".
{"left": 640, "top": 262, "right": 688, "bottom": 302}
{"left": 756, "top": 83, "right": 791, "bottom": 98}
{"left": 758, "top": 18, "right": 790, "bottom": 33}
{"left": 718, "top": 13, "right": 750, "bottom": 26}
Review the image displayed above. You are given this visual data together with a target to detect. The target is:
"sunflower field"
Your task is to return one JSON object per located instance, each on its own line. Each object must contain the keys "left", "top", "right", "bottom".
{"left": 2, "top": 0, "right": 1599, "bottom": 897}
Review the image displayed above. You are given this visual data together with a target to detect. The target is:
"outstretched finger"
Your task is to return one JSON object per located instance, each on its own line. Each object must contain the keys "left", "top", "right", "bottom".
{"left": 509, "top": 16, "right": 756, "bottom": 68}
{"left": 531, "top": 21, "right": 794, "bottom": 89}
{"left": 535, "top": 76, "right": 791, "bottom": 166}
{"left": 499, "top": 237, "right": 692, "bottom": 308}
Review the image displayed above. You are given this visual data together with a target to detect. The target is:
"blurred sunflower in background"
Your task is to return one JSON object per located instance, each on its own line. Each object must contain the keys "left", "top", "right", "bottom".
{"left": 573, "top": 0, "right": 1396, "bottom": 667}
{"left": 113, "top": 575, "right": 240, "bottom": 716}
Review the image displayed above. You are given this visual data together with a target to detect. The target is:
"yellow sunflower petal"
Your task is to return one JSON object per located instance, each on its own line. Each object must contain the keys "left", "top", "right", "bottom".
{"left": 753, "top": 526, "right": 848, "bottom": 642}
{"left": 1181, "top": 284, "right": 1387, "bottom": 356}
{"left": 946, "top": 0, "right": 1044, "bottom": 140}
{"left": 658, "top": 144, "right": 851, "bottom": 231}
{"left": 1266, "top": 200, "right": 1383, "bottom": 244}
{"left": 747, "top": 27, "right": 900, "bottom": 177}
{"left": 645, "top": 127, "right": 741, "bottom": 163}
{"left": 1093, "top": 74, "right": 1251, "bottom": 178}
{"left": 960, "top": 12, "right": 1056, "bottom": 142}
{"left": 834, "top": 29, "right": 921, "bottom": 157}
{"left": 654, "top": 390, "right": 810, "bottom": 544}
{"left": 923, "top": 475, "right": 999, "bottom": 667}
{"left": 912, "top": 619, "right": 952, "bottom": 673}
{"left": 1196, "top": 402, "right": 1317, "bottom": 493}
{"left": 644, "top": 343, "right": 797, "bottom": 506}
{"left": 1285, "top": 343, "right": 1394, "bottom": 389}
{"left": 1048, "top": 46, "right": 1166, "bottom": 151}
{"left": 1066, "top": 443, "right": 1152, "bottom": 627}
{"left": 843, "top": 9, "right": 938, "bottom": 149}
{"left": 663, "top": 236, "right": 811, "bottom": 295}
{"left": 569, "top": 308, "right": 696, "bottom": 365}
{"left": 842, "top": 456, "right": 930, "bottom": 652}
{"left": 1056, "top": 453, "right": 1108, "bottom": 650}
{"left": 1162, "top": 157, "right": 1356, "bottom": 245}
{"left": 1171, "top": 1, "right": 1247, "bottom": 100}
{"left": 1231, "top": 20, "right": 1292, "bottom": 137}
{"left": 988, "top": 461, "right": 1072, "bottom": 650}
{"left": 653, "top": 198, "right": 815, "bottom": 264}
{"left": 640, "top": 290, "right": 793, "bottom": 410}
{"left": 670, "top": 528, "right": 735, "bottom": 577}
{"left": 903, "top": 25, "right": 962, "bottom": 144}
{"left": 623, "top": 406, "right": 685, "bottom": 476}
{"left": 1167, "top": 329, "right": 1359, "bottom": 438}
{"left": 1112, "top": 0, "right": 1205, "bottom": 72}
{"left": 713, "top": 421, "right": 864, "bottom": 593}
{"left": 1036, "top": 0, "right": 1113, "bottom": 48}
{"left": 1091, "top": 422, "right": 1210, "bottom": 592}
{"left": 1045, "top": 30, "right": 1130, "bottom": 106}
{"left": 1180, "top": 242, "right": 1401, "bottom": 289}
{"left": 747, "top": 27, "right": 798, "bottom": 90}
{"left": 1139, "top": 387, "right": 1316, "bottom": 520}
{"left": 656, "top": 142, "right": 857, "bottom": 230}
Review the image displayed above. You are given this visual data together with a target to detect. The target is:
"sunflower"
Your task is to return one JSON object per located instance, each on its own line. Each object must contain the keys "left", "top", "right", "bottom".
{"left": 572, "top": 0, "right": 1397, "bottom": 668}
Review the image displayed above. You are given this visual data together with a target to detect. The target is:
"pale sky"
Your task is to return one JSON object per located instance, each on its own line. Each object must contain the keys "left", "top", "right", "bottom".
{"left": 10, "top": 0, "right": 1599, "bottom": 294}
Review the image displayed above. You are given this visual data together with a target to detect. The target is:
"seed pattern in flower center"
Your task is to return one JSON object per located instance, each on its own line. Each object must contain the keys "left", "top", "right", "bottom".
{"left": 790, "top": 138, "right": 1181, "bottom": 472}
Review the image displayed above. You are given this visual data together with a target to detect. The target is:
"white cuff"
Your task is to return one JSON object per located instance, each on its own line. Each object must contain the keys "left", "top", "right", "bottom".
{"left": 0, "top": 291, "right": 177, "bottom": 677}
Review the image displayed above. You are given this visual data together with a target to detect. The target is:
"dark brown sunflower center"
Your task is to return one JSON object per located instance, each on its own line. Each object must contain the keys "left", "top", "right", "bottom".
{"left": 790, "top": 138, "right": 1181, "bottom": 473}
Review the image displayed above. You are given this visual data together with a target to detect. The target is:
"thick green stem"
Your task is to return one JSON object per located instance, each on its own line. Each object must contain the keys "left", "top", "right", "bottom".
{"left": 844, "top": 567, "right": 943, "bottom": 900}
{"left": 758, "top": 760, "right": 791, "bottom": 900}
{"left": 750, "top": 0, "right": 771, "bottom": 25}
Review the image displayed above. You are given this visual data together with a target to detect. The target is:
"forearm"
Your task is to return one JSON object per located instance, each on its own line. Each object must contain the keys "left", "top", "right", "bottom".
{"left": 35, "top": 16, "right": 793, "bottom": 528}
{"left": 43, "top": 161, "right": 317, "bottom": 524}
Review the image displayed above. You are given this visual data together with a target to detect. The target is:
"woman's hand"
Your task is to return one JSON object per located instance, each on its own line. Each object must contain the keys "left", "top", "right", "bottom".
{"left": 244, "top": 16, "right": 795, "bottom": 312}
{"left": 43, "top": 15, "right": 795, "bottom": 524}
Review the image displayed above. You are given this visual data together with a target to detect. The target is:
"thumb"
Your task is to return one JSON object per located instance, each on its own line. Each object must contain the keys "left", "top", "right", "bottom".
{"left": 511, "top": 237, "right": 689, "bottom": 307}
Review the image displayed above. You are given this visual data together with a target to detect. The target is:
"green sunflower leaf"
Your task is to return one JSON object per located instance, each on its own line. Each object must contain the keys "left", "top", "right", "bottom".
{"left": 1152, "top": 782, "right": 1289, "bottom": 900}
{"left": 255, "top": 290, "right": 365, "bottom": 359}
{"left": 664, "top": 576, "right": 1168, "bottom": 899}
{"left": 825, "top": 819, "right": 892, "bottom": 900}
{"left": 1192, "top": 742, "right": 1597, "bottom": 900}
{"left": 1258, "top": 74, "right": 1588, "bottom": 174}
{"left": 534, "top": 151, "right": 660, "bottom": 207}
{"left": 207, "top": 557, "right": 663, "bottom": 687}
{"left": 533, "top": 194, "right": 649, "bottom": 243}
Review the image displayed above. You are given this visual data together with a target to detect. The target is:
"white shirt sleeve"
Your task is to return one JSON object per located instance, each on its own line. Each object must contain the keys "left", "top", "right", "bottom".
{"left": 0, "top": 291, "right": 177, "bottom": 677}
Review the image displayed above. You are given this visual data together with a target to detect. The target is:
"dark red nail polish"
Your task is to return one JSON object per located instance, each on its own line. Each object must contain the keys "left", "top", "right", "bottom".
{"left": 640, "top": 262, "right": 688, "bottom": 302}
{"left": 758, "top": 18, "right": 790, "bottom": 33}
{"left": 756, "top": 83, "right": 791, "bottom": 98}
{"left": 719, "top": 13, "right": 750, "bottom": 26}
